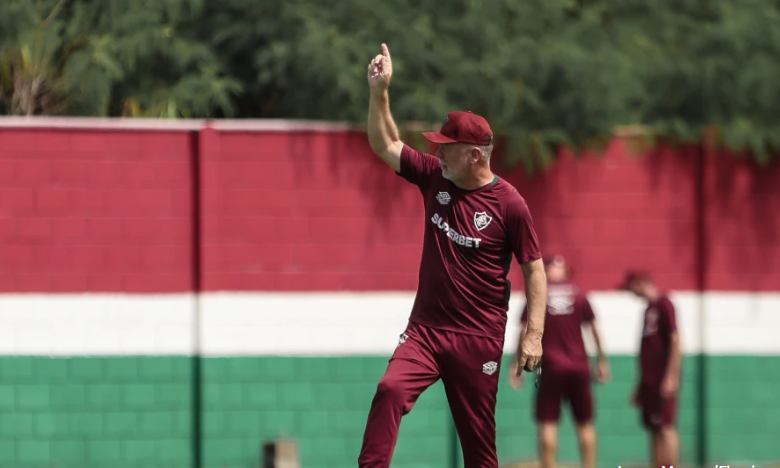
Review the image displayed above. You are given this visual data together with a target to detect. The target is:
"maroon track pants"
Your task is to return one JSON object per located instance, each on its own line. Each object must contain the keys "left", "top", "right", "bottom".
{"left": 358, "top": 321, "right": 504, "bottom": 468}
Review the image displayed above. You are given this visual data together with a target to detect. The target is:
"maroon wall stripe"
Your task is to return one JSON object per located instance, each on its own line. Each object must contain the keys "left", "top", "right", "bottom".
{"left": 0, "top": 127, "right": 778, "bottom": 293}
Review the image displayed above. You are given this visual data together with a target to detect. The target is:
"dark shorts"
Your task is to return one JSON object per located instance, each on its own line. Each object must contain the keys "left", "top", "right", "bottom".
{"left": 534, "top": 367, "right": 593, "bottom": 424}
{"left": 638, "top": 383, "right": 677, "bottom": 430}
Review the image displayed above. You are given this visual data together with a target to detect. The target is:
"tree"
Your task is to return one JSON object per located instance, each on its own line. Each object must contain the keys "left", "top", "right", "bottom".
{"left": 3, "top": 0, "right": 779, "bottom": 169}
{"left": 0, "top": 0, "right": 240, "bottom": 117}
{"left": 607, "top": 0, "right": 780, "bottom": 164}
{"left": 202, "top": 0, "right": 780, "bottom": 170}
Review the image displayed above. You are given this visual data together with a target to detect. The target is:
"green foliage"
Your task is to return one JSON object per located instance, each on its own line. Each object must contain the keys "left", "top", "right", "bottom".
{"left": 201, "top": 0, "right": 780, "bottom": 170}
{"left": 0, "top": 0, "right": 240, "bottom": 117}
{"left": 1, "top": 0, "right": 780, "bottom": 170}
{"left": 607, "top": 0, "right": 780, "bottom": 166}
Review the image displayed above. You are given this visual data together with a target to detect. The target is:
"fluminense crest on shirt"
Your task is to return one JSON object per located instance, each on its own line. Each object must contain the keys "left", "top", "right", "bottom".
{"left": 397, "top": 333, "right": 409, "bottom": 347}
{"left": 474, "top": 211, "right": 493, "bottom": 231}
{"left": 643, "top": 308, "right": 659, "bottom": 336}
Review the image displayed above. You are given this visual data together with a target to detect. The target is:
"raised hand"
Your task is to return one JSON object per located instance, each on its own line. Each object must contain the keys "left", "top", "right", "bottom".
{"left": 367, "top": 43, "right": 393, "bottom": 91}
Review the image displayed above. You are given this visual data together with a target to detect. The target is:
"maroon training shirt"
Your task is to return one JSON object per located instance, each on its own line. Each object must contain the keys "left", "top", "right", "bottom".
{"left": 639, "top": 295, "right": 678, "bottom": 386}
{"left": 521, "top": 280, "right": 595, "bottom": 372}
{"left": 396, "top": 145, "right": 542, "bottom": 339}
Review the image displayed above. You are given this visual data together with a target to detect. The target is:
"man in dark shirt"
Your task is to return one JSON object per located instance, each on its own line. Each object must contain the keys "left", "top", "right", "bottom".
{"left": 359, "top": 44, "right": 548, "bottom": 468}
{"left": 510, "top": 255, "right": 610, "bottom": 468}
{"left": 620, "top": 271, "right": 682, "bottom": 468}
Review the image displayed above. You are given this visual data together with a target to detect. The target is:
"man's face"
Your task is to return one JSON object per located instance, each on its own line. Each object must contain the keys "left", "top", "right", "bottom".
{"left": 545, "top": 263, "right": 568, "bottom": 282}
{"left": 627, "top": 280, "right": 648, "bottom": 299}
{"left": 436, "top": 143, "right": 473, "bottom": 181}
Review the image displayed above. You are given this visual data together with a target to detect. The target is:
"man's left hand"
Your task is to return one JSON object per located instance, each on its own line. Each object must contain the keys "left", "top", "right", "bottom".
{"left": 517, "top": 332, "right": 542, "bottom": 373}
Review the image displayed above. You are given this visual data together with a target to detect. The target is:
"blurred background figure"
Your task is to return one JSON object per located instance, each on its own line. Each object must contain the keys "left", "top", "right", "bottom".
{"left": 620, "top": 271, "right": 682, "bottom": 468}
{"left": 510, "top": 255, "right": 610, "bottom": 468}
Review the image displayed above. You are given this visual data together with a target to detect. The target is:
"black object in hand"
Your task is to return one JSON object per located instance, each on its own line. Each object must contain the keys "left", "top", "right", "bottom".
{"left": 525, "top": 357, "right": 542, "bottom": 373}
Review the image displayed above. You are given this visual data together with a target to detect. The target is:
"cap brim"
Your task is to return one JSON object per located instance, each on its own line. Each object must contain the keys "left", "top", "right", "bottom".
{"left": 422, "top": 132, "right": 458, "bottom": 144}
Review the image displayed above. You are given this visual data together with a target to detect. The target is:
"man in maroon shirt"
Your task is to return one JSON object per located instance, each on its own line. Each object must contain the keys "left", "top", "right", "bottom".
{"left": 509, "top": 255, "right": 610, "bottom": 468}
{"left": 620, "top": 271, "right": 682, "bottom": 468}
{"left": 359, "top": 44, "right": 547, "bottom": 468}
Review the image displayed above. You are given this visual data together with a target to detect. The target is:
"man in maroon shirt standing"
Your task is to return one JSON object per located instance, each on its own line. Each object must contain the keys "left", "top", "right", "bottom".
{"left": 509, "top": 255, "right": 610, "bottom": 468}
{"left": 620, "top": 271, "right": 682, "bottom": 468}
{"left": 359, "top": 43, "right": 548, "bottom": 468}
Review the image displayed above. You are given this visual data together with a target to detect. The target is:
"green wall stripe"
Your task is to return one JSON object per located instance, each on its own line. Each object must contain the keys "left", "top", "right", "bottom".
{"left": 0, "top": 356, "right": 778, "bottom": 468}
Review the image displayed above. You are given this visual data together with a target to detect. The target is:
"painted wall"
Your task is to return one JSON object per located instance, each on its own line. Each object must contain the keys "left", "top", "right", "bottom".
{"left": 2, "top": 122, "right": 779, "bottom": 293}
{"left": 0, "top": 127, "right": 194, "bottom": 293}
{"left": 0, "top": 119, "right": 779, "bottom": 468}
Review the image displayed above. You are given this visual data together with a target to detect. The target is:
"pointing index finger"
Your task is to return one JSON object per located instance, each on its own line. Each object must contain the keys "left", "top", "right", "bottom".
{"left": 381, "top": 43, "right": 390, "bottom": 58}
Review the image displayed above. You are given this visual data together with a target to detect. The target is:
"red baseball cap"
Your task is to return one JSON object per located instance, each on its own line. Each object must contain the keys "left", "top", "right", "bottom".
{"left": 422, "top": 111, "right": 494, "bottom": 146}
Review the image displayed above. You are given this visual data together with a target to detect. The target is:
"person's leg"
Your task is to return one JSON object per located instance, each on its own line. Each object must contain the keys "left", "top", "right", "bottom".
{"left": 648, "top": 431, "right": 658, "bottom": 468}
{"left": 639, "top": 384, "right": 678, "bottom": 468}
{"left": 569, "top": 371, "right": 596, "bottom": 468}
{"left": 358, "top": 327, "right": 439, "bottom": 468}
{"left": 657, "top": 425, "right": 679, "bottom": 467}
{"left": 639, "top": 385, "right": 658, "bottom": 467}
{"left": 438, "top": 331, "right": 504, "bottom": 468}
{"left": 651, "top": 430, "right": 663, "bottom": 468}
{"left": 535, "top": 371, "right": 564, "bottom": 468}
{"left": 656, "top": 395, "right": 679, "bottom": 467}
{"left": 575, "top": 422, "right": 596, "bottom": 468}
{"left": 538, "top": 422, "right": 558, "bottom": 468}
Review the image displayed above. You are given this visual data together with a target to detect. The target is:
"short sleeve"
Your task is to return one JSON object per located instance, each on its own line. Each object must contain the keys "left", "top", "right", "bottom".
{"left": 505, "top": 197, "right": 542, "bottom": 264}
{"left": 660, "top": 297, "right": 678, "bottom": 336}
{"left": 578, "top": 294, "right": 596, "bottom": 323}
{"left": 396, "top": 144, "right": 439, "bottom": 188}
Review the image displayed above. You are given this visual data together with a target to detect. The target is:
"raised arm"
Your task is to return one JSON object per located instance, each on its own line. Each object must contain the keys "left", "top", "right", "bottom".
{"left": 367, "top": 43, "right": 404, "bottom": 172}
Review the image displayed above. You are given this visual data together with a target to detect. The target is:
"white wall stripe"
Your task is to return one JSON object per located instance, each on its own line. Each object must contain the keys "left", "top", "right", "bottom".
{"left": 0, "top": 292, "right": 777, "bottom": 357}
{"left": 703, "top": 292, "right": 780, "bottom": 355}
{"left": 200, "top": 292, "right": 415, "bottom": 357}
{"left": 0, "top": 116, "right": 355, "bottom": 132}
{"left": 0, "top": 294, "right": 195, "bottom": 356}
{"left": 200, "top": 292, "right": 704, "bottom": 357}
{"left": 0, "top": 117, "right": 203, "bottom": 131}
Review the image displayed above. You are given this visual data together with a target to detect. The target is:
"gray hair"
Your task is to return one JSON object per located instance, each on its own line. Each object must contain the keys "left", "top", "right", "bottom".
{"left": 478, "top": 143, "right": 494, "bottom": 162}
